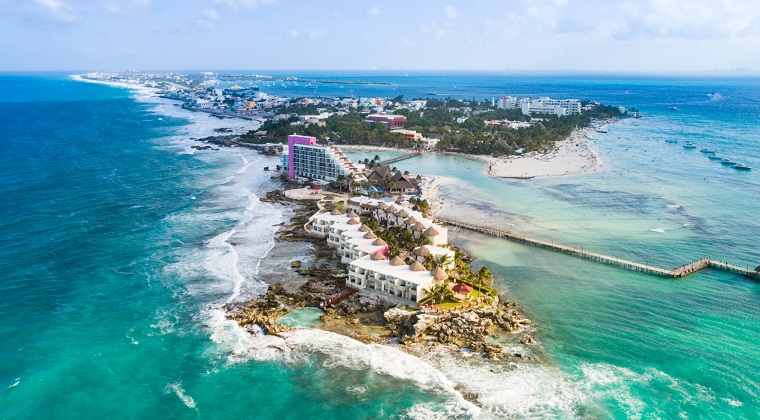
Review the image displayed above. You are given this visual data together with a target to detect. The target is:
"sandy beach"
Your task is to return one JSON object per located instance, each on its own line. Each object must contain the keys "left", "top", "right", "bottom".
{"left": 473, "top": 126, "right": 603, "bottom": 179}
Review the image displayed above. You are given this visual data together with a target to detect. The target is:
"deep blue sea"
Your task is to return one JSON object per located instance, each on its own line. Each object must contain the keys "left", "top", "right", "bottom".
{"left": 1, "top": 72, "right": 759, "bottom": 418}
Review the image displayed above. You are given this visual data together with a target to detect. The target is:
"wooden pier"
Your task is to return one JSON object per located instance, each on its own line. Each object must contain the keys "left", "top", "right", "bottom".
{"left": 437, "top": 217, "right": 759, "bottom": 280}
{"left": 377, "top": 151, "right": 422, "bottom": 166}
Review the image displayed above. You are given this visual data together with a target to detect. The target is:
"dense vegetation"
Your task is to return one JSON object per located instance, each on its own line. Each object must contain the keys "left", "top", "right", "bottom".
{"left": 243, "top": 98, "right": 623, "bottom": 156}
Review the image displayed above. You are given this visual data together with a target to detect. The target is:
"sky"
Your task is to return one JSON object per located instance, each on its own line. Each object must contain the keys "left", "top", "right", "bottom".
{"left": 1, "top": 0, "right": 760, "bottom": 73}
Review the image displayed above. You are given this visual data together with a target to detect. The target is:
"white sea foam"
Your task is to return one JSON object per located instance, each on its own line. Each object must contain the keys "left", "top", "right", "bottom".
{"left": 167, "top": 383, "right": 197, "bottom": 409}
{"left": 650, "top": 228, "right": 666, "bottom": 233}
{"left": 8, "top": 378, "right": 20, "bottom": 389}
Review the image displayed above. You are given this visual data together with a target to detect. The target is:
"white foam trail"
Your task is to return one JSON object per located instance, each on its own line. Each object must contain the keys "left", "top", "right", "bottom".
{"left": 8, "top": 378, "right": 20, "bottom": 389}
{"left": 167, "top": 383, "right": 197, "bottom": 409}
{"left": 650, "top": 228, "right": 666, "bottom": 233}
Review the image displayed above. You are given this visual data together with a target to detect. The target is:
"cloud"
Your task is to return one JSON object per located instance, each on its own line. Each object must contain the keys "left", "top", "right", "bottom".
{"left": 196, "top": 8, "right": 220, "bottom": 29}
{"left": 444, "top": 5, "right": 458, "bottom": 20}
{"left": 32, "top": 0, "right": 77, "bottom": 22}
{"left": 287, "top": 29, "right": 299, "bottom": 39}
{"left": 99, "top": 0, "right": 152, "bottom": 15}
{"left": 213, "top": 0, "right": 276, "bottom": 11}
{"left": 307, "top": 29, "right": 325, "bottom": 39}
{"left": 368, "top": 5, "right": 380, "bottom": 15}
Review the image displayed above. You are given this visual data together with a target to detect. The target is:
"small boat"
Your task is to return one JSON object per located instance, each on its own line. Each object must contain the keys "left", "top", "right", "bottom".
{"left": 720, "top": 158, "right": 737, "bottom": 165}
{"left": 426, "top": 92, "right": 437, "bottom": 95}
{"left": 708, "top": 155, "right": 723, "bottom": 160}
{"left": 732, "top": 163, "right": 752, "bottom": 171}
{"left": 665, "top": 139, "right": 678, "bottom": 144}
{"left": 596, "top": 130, "right": 608, "bottom": 133}
{"left": 668, "top": 106, "right": 681, "bottom": 111}
{"left": 700, "top": 148, "right": 715, "bottom": 154}
{"left": 683, "top": 141, "right": 697, "bottom": 149}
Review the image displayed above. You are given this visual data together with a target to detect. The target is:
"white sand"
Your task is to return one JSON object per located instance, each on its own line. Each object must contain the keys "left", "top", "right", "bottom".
{"left": 473, "top": 126, "right": 603, "bottom": 179}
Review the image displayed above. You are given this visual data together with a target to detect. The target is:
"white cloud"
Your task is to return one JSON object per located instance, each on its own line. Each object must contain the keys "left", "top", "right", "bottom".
{"left": 368, "top": 5, "right": 380, "bottom": 15}
{"left": 203, "top": 8, "right": 220, "bottom": 21}
{"left": 307, "top": 29, "right": 325, "bottom": 39}
{"left": 196, "top": 8, "right": 221, "bottom": 29}
{"left": 33, "top": 0, "right": 77, "bottom": 21}
{"left": 213, "top": 0, "right": 276, "bottom": 11}
{"left": 288, "top": 29, "right": 299, "bottom": 39}
{"left": 444, "top": 5, "right": 458, "bottom": 20}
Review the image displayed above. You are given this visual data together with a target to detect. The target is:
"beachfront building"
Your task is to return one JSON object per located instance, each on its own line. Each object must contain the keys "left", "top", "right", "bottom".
{"left": 307, "top": 201, "right": 451, "bottom": 304}
{"left": 364, "top": 114, "right": 407, "bottom": 128}
{"left": 391, "top": 129, "right": 423, "bottom": 141}
{"left": 497, "top": 96, "right": 581, "bottom": 116}
{"left": 348, "top": 253, "right": 447, "bottom": 302}
{"left": 281, "top": 135, "right": 367, "bottom": 184}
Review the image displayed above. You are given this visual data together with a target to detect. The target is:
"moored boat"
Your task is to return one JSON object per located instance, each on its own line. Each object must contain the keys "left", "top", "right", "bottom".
{"left": 732, "top": 163, "right": 752, "bottom": 170}
{"left": 683, "top": 141, "right": 697, "bottom": 149}
{"left": 708, "top": 154, "right": 723, "bottom": 160}
{"left": 700, "top": 148, "right": 715, "bottom": 154}
{"left": 720, "top": 158, "right": 737, "bottom": 165}
{"left": 665, "top": 139, "right": 678, "bottom": 144}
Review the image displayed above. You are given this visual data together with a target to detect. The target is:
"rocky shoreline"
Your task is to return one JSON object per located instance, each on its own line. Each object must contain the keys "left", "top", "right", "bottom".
{"left": 226, "top": 189, "right": 540, "bottom": 364}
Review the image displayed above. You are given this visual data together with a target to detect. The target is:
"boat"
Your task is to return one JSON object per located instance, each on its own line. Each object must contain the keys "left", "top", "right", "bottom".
{"left": 708, "top": 155, "right": 723, "bottom": 160}
{"left": 426, "top": 92, "right": 437, "bottom": 95}
{"left": 700, "top": 148, "right": 715, "bottom": 154}
{"left": 665, "top": 139, "right": 678, "bottom": 144}
{"left": 596, "top": 130, "right": 608, "bottom": 133}
{"left": 668, "top": 106, "right": 681, "bottom": 111}
{"left": 720, "top": 158, "right": 737, "bottom": 165}
{"left": 683, "top": 141, "right": 697, "bottom": 149}
{"left": 732, "top": 163, "right": 752, "bottom": 170}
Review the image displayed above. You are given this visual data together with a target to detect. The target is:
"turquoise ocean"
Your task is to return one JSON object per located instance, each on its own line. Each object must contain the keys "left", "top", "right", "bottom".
{"left": 1, "top": 72, "right": 758, "bottom": 418}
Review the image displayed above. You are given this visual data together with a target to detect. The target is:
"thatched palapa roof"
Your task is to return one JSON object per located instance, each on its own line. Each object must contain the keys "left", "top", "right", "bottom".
{"left": 372, "top": 238, "right": 387, "bottom": 246}
{"left": 358, "top": 224, "right": 371, "bottom": 232}
{"left": 411, "top": 222, "right": 426, "bottom": 232}
{"left": 389, "top": 256, "right": 405, "bottom": 266}
{"left": 364, "top": 231, "right": 377, "bottom": 239}
{"left": 410, "top": 262, "right": 426, "bottom": 272}
{"left": 371, "top": 252, "right": 387, "bottom": 261}
{"left": 424, "top": 226, "right": 440, "bottom": 236}
{"left": 412, "top": 246, "right": 430, "bottom": 256}
{"left": 330, "top": 209, "right": 341, "bottom": 215}
{"left": 405, "top": 216, "right": 418, "bottom": 225}
{"left": 431, "top": 267, "right": 449, "bottom": 281}
{"left": 347, "top": 217, "right": 360, "bottom": 225}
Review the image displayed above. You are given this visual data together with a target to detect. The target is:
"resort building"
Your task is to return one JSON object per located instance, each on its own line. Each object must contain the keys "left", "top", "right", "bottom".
{"left": 281, "top": 135, "right": 367, "bottom": 184}
{"left": 497, "top": 96, "right": 582, "bottom": 117}
{"left": 347, "top": 253, "right": 448, "bottom": 302}
{"left": 391, "top": 129, "right": 423, "bottom": 141}
{"left": 306, "top": 203, "right": 452, "bottom": 304}
{"left": 364, "top": 114, "right": 407, "bottom": 128}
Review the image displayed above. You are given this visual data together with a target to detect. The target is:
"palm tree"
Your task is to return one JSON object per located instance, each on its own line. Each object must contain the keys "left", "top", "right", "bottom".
{"left": 419, "top": 282, "right": 459, "bottom": 305}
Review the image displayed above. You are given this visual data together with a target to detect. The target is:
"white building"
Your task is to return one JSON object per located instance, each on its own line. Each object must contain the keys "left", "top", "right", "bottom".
{"left": 282, "top": 135, "right": 367, "bottom": 184}
{"left": 498, "top": 96, "right": 581, "bottom": 116}
{"left": 348, "top": 254, "right": 448, "bottom": 302}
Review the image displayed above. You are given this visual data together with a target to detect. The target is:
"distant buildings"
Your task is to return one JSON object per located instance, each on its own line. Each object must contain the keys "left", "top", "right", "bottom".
{"left": 364, "top": 114, "right": 407, "bottom": 128}
{"left": 282, "top": 135, "right": 367, "bottom": 184}
{"left": 497, "top": 96, "right": 581, "bottom": 117}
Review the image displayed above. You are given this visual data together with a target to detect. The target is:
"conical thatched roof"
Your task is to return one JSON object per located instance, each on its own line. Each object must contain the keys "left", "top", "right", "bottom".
{"left": 395, "top": 209, "right": 409, "bottom": 218}
{"left": 371, "top": 251, "right": 387, "bottom": 261}
{"left": 386, "top": 205, "right": 398, "bottom": 214}
{"left": 410, "top": 261, "right": 426, "bottom": 271}
{"left": 412, "top": 246, "right": 430, "bottom": 256}
{"left": 364, "top": 231, "right": 377, "bottom": 239}
{"left": 405, "top": 216, "right": 418, "bottom": 225}
{"left": 330, "top": 209, "right": 341, "bottom": 215}
{"left": 424, "top": 226, "right": 440, "bottom": 236}
{"left": 347, "top": 217, "right": 360, "bottom": 225}
{"left": 377, "top": 202, "right": 389, "bottom": 210}
{"left": 389, "top": 256, "right": 405, "bottom": 266}
{"left": 347, "top": 210, "right": 358, "bottom": 218}
{"left": 412, "top": 221, "right": 426, "bottom": 232}
{"left": 431, "top": 266, "right": 449, "bottom": 281}
{"left": 372, "top": 238, "right": 387, "bottom": 246}
{"left": 359, "top": 224, "right": 370, "bottom": 232}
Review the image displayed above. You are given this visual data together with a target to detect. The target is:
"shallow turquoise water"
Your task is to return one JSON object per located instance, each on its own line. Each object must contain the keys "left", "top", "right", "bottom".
{"left": 2, "top": 73, "right": 759, "bottom": 418}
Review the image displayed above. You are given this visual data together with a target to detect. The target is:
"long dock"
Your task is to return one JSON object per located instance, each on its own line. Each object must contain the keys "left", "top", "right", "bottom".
{"left": 437, "top": 217, "right": 759, "bottom": 280}
{"left": 377, "top": 151, "right": 421, "bottom": 166}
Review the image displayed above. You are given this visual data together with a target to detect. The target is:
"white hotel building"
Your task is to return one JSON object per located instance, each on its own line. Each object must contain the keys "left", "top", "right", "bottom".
{"left": 282, "top": 135, "right": 367, "bottom": 184}
{"left": 306, "top": 201, "right": 451, "bottom": 304}
{"left": 498, "top": 96, "right": 582, "bottom": 117}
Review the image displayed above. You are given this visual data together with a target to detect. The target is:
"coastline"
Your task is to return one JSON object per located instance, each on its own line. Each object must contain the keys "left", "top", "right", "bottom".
{"left": 462, "top": 125, "right": 606, "bottom": 179}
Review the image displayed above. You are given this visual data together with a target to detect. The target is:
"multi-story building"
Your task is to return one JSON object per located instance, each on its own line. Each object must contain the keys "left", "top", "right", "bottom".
{"left": 281, "top": 135, "right": 367, "bottom": 184}
{"left": 306, "top": 203, "right": 452, "bottom": 304}
{"left": 497, "top": 96, "right": 581, "bottom": 116}
{"left": 364, "top": 114, "right": 407, "bottom": 128}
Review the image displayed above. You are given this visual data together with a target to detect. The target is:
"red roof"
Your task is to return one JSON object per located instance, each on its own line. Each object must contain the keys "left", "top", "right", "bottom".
{"left": 451, "top": 283, "right": 472, "bottom": 294}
